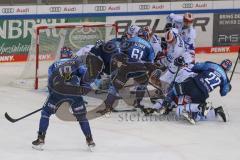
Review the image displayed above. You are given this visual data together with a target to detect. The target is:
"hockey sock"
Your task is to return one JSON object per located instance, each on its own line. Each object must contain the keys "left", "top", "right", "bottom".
{"left": 78, "top": 115, "right": 92, "bottom": 138}
{"left": 38, "top": 110, "right": 51, "bottom": 133}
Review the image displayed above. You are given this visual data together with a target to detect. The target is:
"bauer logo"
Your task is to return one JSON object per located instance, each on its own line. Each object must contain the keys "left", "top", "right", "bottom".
{"left": 49, "top": 7, "right": 61, "bottom": 12}
{"left": 2, "top": 8, "right": 15, "bottom": 14}
{"left": 182, "top": 3, "right": 194, "bottom": 8}
{"left": 69, "top": 27, "right": 103, "bottom": 48}
{"left": 115, "top": 17, "right": 210, "bottom": 35}
{"left": 139, "top": 5, "right": 150, "bottom": 10}
{"left": 95, "top": 6, "right": 107, "bottom": 11}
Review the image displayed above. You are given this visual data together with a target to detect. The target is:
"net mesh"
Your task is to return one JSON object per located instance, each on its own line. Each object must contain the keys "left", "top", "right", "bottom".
{"left": 13, "top": 22, "right": 117, "bottom": 89}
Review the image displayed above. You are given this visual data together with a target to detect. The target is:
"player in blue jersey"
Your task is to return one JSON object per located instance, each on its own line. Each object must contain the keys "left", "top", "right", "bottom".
{"left": 32, "top": 47, "right": 104, "bottom": 150}
{"left": 96, "top": 29, "right": 158, "bottom": 114}
{"left": 123, "top": 28, "right": 155, "bottom": 108}
{"left": 162, "top": 59, "right": 232, "bottom": 124}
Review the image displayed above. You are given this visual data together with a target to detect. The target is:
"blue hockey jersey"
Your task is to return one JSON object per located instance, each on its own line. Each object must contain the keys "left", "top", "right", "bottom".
{"left": 48, "top": 58, "right": 88, "bottom": 88}
{"left": 126, "top": 36, "right": 155, "bottom": 62}
{"left": 192, "top": 61, "right": 231, "bottom": 97}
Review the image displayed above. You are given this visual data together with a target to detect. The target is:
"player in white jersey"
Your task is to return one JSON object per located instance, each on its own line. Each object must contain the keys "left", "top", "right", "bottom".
{"left": 76, "top": 45, "right": 94, "bottom": 57}
{"left": 166, "top": 13, "right": 184, "bottom": 33}
{"left": 143, "top": 26, "right": 162, "bottom": 59}
{"left": 76, "top": 39, "right": 105, "bottom": 57}
{"left": 144, "top": 28, "right": 196, "bottom": 113}
{"left": 166, "top": 13, "right": 196, "bottom": 65}
{"left": 181, "top": 12, "right": 196, "bottom": 64}
{"left": 159, "top": 29, "right": 194, "bottom": 85}
{"left": 173, "top": 13, "right": 197, "bottom": 84}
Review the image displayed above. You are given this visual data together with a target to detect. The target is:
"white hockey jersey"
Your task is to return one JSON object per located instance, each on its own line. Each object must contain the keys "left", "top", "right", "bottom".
{"left": 160, "top": 29, "right": 194, "bottom": 84}
{"left": 181, "top": 26, "right": 196, "bottom": 55}
{"left": 166, "top": 13, "right": 184, "bottom": 34}
{"left": 76, "top": 45, "right": 94, "bottom": 57}
{"left": 150, "top": 33, "right": 162, "bottom": 58}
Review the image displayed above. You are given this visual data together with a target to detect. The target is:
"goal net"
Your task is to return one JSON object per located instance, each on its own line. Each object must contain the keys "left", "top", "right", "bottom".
{"left": 14, "top": 22, "right": 118, "bottom": 90}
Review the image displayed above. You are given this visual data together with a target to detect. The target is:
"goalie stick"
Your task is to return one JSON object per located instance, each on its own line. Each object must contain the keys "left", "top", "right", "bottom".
{"left": 230, "top": 48, "right": 240, "bottom": 82}
{"left": 5, "top": 108, "right": 43, "bottom": 123}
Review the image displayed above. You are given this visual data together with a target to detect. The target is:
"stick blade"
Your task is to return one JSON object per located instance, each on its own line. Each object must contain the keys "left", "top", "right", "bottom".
{"left": 4, "top": 112, "right": 17, "bottom": 123}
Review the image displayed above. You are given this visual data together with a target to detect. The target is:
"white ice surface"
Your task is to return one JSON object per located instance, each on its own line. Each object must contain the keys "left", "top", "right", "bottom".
{"left": 0, "top": 53, "right": 240, "bottom": 160}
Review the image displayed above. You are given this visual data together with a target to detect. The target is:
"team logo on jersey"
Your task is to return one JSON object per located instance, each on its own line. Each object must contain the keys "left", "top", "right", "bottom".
{"left": 69, "top": 27, "right": 103, "bottom": 49}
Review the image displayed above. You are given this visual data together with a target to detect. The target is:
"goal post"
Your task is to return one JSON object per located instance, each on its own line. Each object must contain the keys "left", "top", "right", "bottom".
{"left": 16, "top": 22, "right": 118, "bottom": 90}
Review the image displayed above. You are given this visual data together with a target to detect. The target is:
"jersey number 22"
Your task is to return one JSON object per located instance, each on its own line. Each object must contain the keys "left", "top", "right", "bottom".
{"left": 204, "top": 72, "right": 221, "bottom": 90}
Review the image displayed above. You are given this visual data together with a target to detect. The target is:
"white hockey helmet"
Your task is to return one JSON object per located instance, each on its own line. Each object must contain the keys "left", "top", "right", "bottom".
{"left": 127, "top": 25, "right": 140, "bottom": 38}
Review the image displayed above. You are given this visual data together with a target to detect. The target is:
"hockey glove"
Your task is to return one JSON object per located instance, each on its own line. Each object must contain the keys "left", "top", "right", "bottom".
{"left": 95, "top": 39, "right": 104, "bottom": 48}
{"left": 174, "top": 56, "right": 185, "bottom": 67}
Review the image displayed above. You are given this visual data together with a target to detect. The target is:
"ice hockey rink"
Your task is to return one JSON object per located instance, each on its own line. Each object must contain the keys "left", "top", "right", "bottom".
{"left": 0, "top": 53, "right": 240, "bottom": 160}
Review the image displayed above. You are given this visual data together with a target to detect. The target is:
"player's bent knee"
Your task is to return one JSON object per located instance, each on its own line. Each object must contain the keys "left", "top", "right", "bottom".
{"left": 41, "top": 110, "right": 51, "bottom": 119}
{"left": 72, "top": 105, "right": 87, "bottom": 121}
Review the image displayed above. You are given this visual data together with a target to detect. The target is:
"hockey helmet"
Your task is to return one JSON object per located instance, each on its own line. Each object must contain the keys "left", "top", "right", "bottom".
{"left": 127, "top": 25, "right": 140, "bottom": 38}
{"left": 183, "top": 12, "right": 194, "bottom": 26}
{"left": 102, "top": 40, "right": 121, "bottom": 54}
{"left": 143, "top": 26, "right": 152, "bottom": 36}
{"left": 220, "top": 59, "right": 232, "bottom": 72}
{"left": 138, "top": 28, "right": 150, "bottom": 41}
{"left": 60, "top": 46, "right": 73, "bottom": 59}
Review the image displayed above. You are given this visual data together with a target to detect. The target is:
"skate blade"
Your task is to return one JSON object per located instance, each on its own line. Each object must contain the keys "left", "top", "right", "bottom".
{"left": 182, "top": 113, "right": 196, "bottom": 125}
{"left": 203, "top": 107, "right": 211, "bottom": 116}
{"left": 32, "top": 144, "right": 44, "bottom": 151}
{"left": 159, "top": 108, "right": 166, "bottom": 115}
{"left": 88, "top": 145, "right": 95, "bottom": 152}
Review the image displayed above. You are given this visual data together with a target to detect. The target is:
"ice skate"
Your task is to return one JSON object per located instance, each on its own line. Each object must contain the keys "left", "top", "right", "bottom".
{"left": 142, "top": 108, "right": 157, "bottom": 116}
{"left": 182, "top": 110, "right": 196, "bottom": 125}
{"left": 86, "top": 136, "right": 96, "bottom": 152}
{"left": 32, "top": 132, "right": 45, "bottom": 151}
{"left": 215, "top": 106, "right": 227, "bottom": 122}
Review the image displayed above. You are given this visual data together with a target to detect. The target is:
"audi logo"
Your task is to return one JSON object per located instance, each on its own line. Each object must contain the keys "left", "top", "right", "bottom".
{"left": 2, "top": 8, "right": 14, "bottom": 14}
{"left": 95, "top": 6, "right": 106, "bottom": 11}
{"left": 49, "top": 7, "right": 61, "bottom": 12}
{"left": 182, "top": 3, "right": 194, "bottom": 8}
{"left": 139, "top": 5, "right": 150, "bottom": 10}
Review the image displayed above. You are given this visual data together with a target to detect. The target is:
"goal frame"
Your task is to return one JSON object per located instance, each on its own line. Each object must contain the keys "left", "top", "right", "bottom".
{"left": 33, "top": 23, "right": 118, "bottom": 89}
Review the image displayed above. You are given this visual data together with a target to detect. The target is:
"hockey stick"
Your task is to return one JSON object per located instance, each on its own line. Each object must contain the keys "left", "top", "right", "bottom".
{"left": 112, "top": 108, "right": 137, "bottom": 112}
{"left": 230, "top": 48, "right": 240, "bottom": 82}
{"left": 168, "top": 66, "right": 181, "bottom": 91}
{"left": 145, "top": 86, "right": 157, "bottom": 103}
{"left": 5, "top": 108, "right": 43, "bottom": 123}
